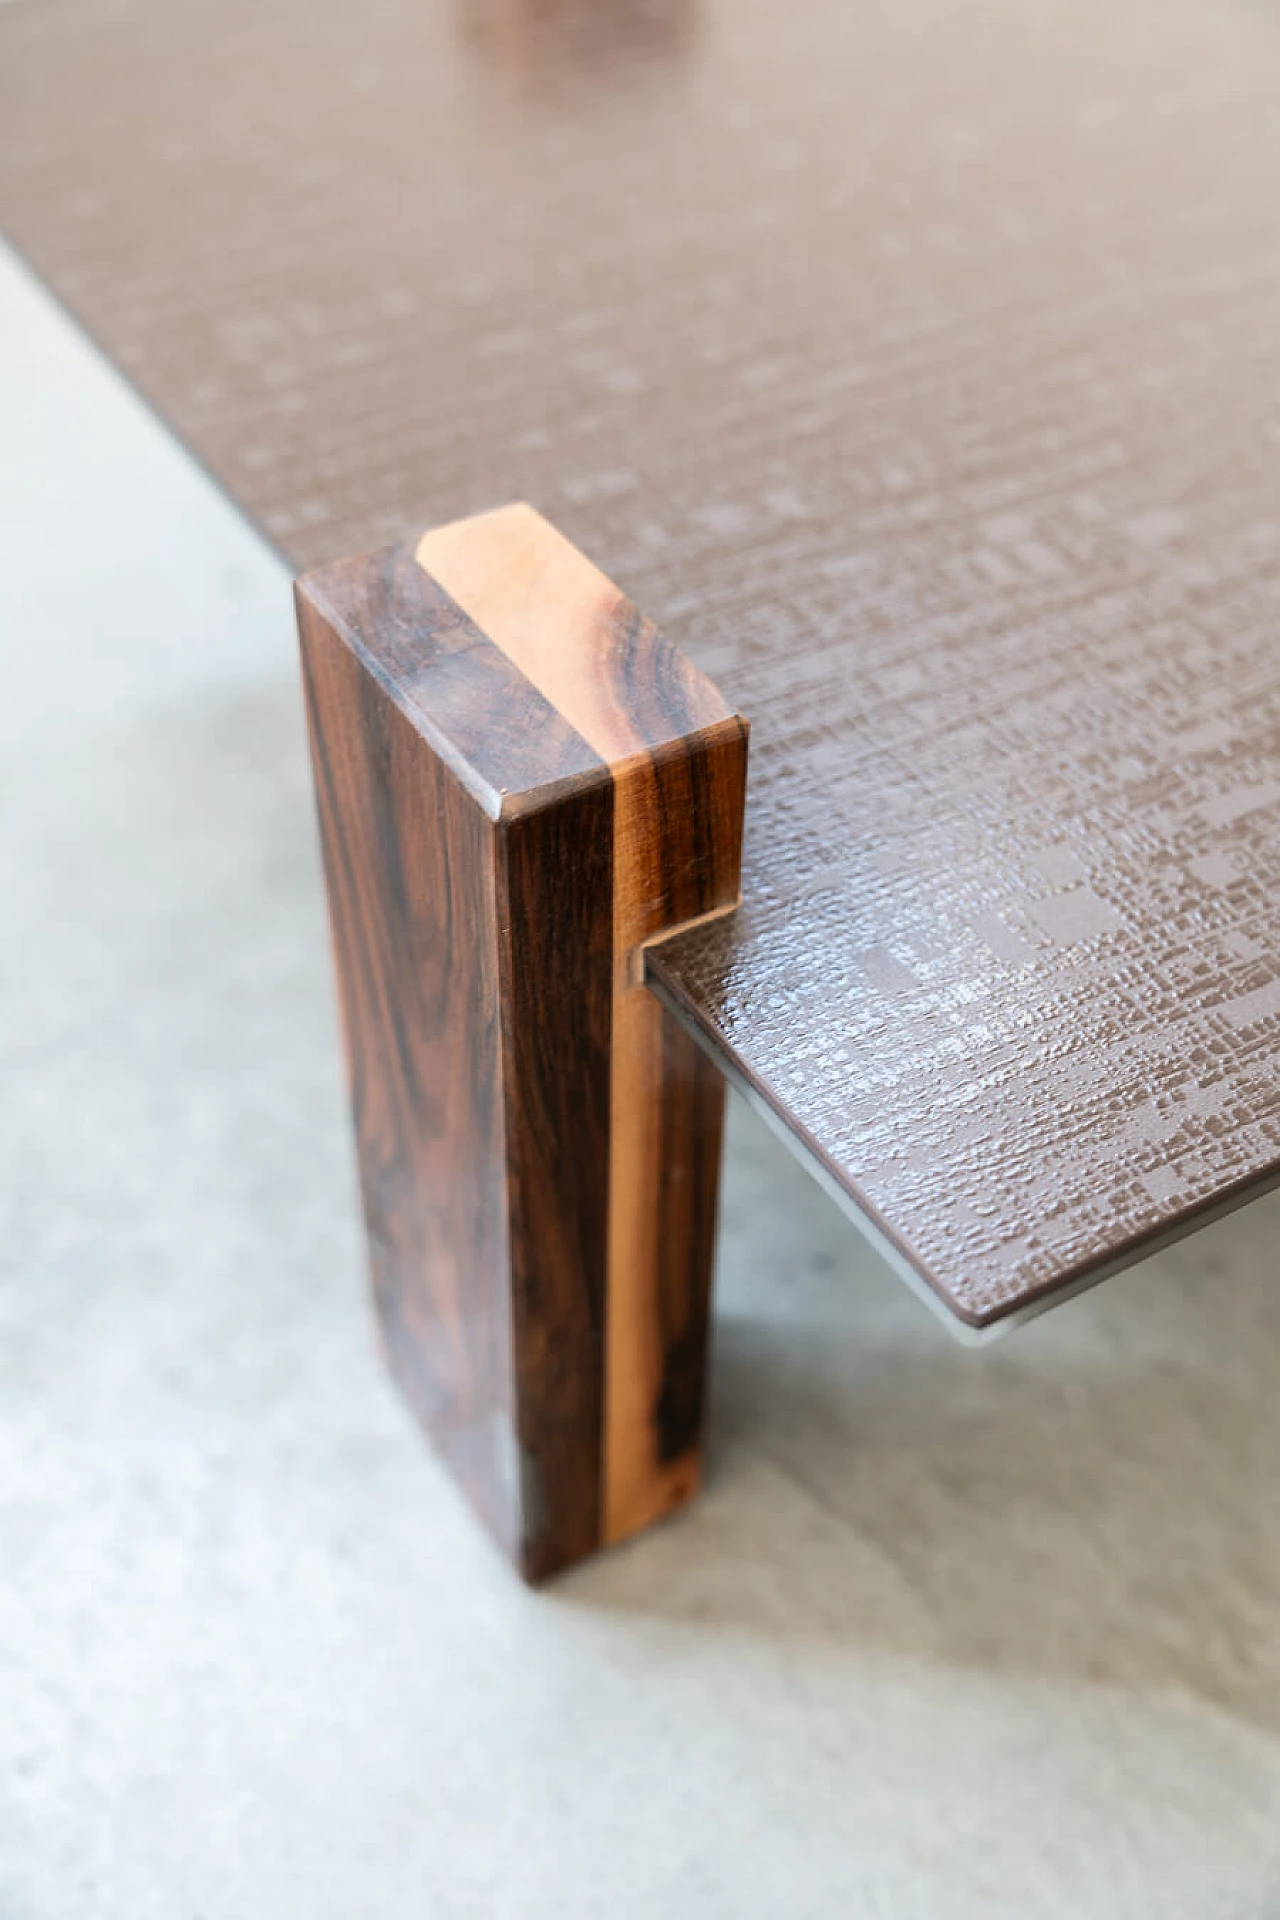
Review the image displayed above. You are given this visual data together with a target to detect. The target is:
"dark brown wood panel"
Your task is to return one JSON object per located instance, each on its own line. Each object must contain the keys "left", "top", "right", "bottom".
{"left": 297, "top": 552, "right": 614, "bottom": 1577}
{"left": 497, "top": 780, "right": 615, "bottom": 1575}
{"left": 7, "top": 0, "right": 1280, "bottom": 1324}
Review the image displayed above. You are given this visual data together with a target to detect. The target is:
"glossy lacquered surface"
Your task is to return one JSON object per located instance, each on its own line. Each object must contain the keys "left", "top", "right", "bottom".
{"left": 5, "top": 0, "right": 1280, "bottom": 1323}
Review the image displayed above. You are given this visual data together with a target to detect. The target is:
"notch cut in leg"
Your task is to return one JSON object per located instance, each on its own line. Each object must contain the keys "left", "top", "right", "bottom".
{"left": 296, "top": 505, "right": 748, "bottom": 1579}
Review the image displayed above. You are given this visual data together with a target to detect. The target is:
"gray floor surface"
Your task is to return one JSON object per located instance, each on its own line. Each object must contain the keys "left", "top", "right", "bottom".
{"left": 3, "top": 240, "right": 1280, "bottom": 1918}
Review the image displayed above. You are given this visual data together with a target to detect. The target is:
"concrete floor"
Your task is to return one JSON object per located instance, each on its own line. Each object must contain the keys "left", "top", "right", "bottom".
{"left": 4, "top": 238, "right": 1280, "bottom": 1917}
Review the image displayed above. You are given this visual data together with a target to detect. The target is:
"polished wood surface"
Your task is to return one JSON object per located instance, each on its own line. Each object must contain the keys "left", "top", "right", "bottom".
{"left": 418, "top": 506, "right": 746, "bottom": 1539}
{"left": 296, "top": 512, "right": 746, "bottom": 1574}
{"left": 7, "top": 0, "right": 1280, "bottom": 1325}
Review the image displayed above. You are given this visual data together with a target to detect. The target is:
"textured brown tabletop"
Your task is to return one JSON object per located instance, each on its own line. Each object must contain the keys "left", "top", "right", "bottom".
{"left": 6, "top": 0, "right": 1280, "bottom": 1329}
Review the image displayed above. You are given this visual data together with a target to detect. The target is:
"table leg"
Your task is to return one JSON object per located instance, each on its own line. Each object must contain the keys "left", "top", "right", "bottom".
{"left": 295, "top": 509, "right": 747, "bottom": 1580}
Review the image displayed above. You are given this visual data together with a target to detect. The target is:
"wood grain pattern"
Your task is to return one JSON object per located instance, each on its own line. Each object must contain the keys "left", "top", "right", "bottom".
{"left": 296, "top": 545, "right": 612, "bottom": 1576}
{"left": 418, "top": 505, "right": 746, "bottom": 1538}
{"left": 8, "top": 0, "right": 1280, "bottom": 1324}
{"left": 296, "top": 515, "right": 746, "bottom": 1575}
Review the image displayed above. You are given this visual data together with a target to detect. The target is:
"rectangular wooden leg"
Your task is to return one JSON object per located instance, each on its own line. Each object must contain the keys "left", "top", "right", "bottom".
{"left": 295, "top": 506, "right": 748, "bottom": 1580}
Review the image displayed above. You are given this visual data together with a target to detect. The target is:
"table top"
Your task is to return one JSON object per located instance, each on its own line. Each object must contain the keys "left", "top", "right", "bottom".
{"left": 5, "top": 0, "right": 1280, "bottom": 1330}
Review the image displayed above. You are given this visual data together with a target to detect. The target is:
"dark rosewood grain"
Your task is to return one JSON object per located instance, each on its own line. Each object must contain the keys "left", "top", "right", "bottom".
{"left": 296, "top": 512, "right": 747, "bottom": 1576}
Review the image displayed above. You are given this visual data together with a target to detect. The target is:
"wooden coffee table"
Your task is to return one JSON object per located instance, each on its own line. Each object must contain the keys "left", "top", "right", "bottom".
{"left": 6, "top": 0, "right": 1280, "bottom": 1575}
